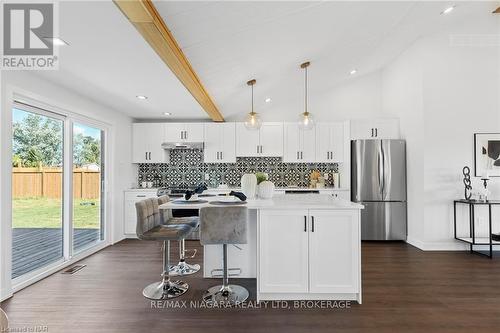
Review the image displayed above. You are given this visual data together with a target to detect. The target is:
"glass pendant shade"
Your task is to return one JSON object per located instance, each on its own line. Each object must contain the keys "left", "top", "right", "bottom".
{"left": 244, "top": 111, "right": 262, "bottom": 130}
{"left": 244, "top": 79, "right": 261, "bottom": 130}
{"left": 298, "top": 61, "right": 315, "bottom": 130}
{"left": 298, "top": 111, "right": 314, "bottom": 130}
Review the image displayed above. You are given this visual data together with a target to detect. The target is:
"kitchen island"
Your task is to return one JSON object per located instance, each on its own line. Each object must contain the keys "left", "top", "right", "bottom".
{"left": 159, "top": 194, "right": 363, "bottom": 303}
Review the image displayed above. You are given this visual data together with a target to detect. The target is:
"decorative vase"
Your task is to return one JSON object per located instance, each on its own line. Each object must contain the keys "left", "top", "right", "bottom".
{"left": 241, "top": 173, "right": 257, "bottom": 199}
{"left": 258, "top": 181, "right": 275, "bottom": 199}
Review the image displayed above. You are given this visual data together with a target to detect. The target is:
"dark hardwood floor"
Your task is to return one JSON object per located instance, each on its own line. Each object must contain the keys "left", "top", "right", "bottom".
{"left": 2, "top": 240, "right": 500, "bottom": 333}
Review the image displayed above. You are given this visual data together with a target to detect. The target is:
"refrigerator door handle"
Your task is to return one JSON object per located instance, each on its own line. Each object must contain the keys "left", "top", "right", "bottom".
{"left": 378, "top": 142, "right": 384, "bottom": 198}
{"left": 380, "top": 141, "right": 386, "bottom": 199}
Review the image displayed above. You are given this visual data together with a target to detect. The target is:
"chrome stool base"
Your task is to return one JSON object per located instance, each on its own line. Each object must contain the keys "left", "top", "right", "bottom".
{"left": 202, "top": 285, "right": 249, "bottom": 305}
{"left": 169, "top": 261, "right": 200, "bottom": 276}
{"left": 143, "top": 280, "right": 189, "bottom": 300}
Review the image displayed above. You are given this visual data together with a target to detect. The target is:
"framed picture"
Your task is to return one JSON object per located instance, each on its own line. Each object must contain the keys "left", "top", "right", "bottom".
{"left": 474, "top": 133, "right": 500, "bottom": 177}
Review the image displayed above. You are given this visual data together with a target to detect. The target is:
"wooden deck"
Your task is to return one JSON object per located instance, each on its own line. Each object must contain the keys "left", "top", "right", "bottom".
{"left": 12, "top": 228, "right": 100, "bottom": 279}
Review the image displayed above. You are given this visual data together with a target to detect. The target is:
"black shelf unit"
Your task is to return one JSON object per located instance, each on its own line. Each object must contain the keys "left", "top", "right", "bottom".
{"left": 453, "top": 199, "right": 500, "bottom": 258}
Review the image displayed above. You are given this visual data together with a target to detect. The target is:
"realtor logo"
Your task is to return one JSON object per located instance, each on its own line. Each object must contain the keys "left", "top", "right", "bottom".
{"left": 1, "top": 2, "right": 59, "bottom": 69}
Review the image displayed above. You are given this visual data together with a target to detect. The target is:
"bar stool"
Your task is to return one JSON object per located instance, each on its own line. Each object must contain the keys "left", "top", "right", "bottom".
{"left": 158, "top": 195, "right": 201, "bottom": 276}
{"left": 199, "top": 206, "right": 249, "bottom": 305}
{"left": 136, "top": 198, "right": 193, "bottom": 300}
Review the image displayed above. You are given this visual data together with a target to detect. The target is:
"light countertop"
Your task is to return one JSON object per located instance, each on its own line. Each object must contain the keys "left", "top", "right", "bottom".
{"left": 159, "top": 194, "right": 363, "bottom": 210}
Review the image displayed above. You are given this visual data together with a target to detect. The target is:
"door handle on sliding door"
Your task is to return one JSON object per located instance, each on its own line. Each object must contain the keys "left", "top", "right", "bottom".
{"left": 304, "top": 216, "right": 307, "bottom": 232}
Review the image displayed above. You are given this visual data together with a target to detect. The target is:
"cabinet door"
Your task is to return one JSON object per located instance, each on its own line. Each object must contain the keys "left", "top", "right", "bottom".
{"left": 259, "top": 122, "right": 283, "bottom": 157}
{"left": 164, "top": 123, "right": 185, "bottom": 142}
{"left": 259, "top": 210, "right": 309, "bottom": 293}
{"left": 220, "top": 122, "right": 236, "bottom": 163}
{"left": 373, "top": 119, "right": 400, "bottom": 139}
{"left": 235, "top": 122, "right": 260, "bottom": 157}
{"left": 329, "top": 122, "right": 344, "bottom": 162}
{"left": 308, "top": 210, "right": 360, "bottom": 294}
{"left": 132, "top": 123, "right": 149, "bottom": 163}
{"left": 203, "top": 123, "right": 221, "bottom": 163}
{"left": 124, "top": 191, "right": 157, "bottom": 235}
{"left": 147, "top": 123, "right": 166, "bottom": 163}
{"left": 185, "top": 123, "right": 204, "bottom": 142}
{"left": 301, "top": 126, "right": 316, "bottom": 162}
{"left": 283, "top": 123, "right": 301, "bottom": 162}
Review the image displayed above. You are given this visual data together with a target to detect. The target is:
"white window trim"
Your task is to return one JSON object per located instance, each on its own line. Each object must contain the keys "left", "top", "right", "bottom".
{"left": 1, "top": 84, "right": 115, "bottom": 300}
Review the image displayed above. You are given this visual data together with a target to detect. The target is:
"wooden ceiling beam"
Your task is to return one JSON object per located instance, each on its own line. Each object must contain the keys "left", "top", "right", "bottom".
{"left": 114, "top": 0, "right": 224, "bottom": 122}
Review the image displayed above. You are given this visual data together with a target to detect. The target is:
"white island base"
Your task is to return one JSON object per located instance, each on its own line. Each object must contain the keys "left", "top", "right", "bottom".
{"left": 201, "top": 195, "right": 363, "bottom": 304}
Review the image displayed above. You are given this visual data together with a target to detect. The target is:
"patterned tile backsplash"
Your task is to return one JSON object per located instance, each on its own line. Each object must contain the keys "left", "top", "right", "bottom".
{"left": 138, "top": 149, "right": 339, "bottom": 188}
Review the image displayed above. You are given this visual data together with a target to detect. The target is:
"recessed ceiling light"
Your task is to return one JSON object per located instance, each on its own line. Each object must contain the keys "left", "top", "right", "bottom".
{"left": 265, "top": 97, "right": 272, "bottom": 103}
{"left": 441, "top": 5, "right": 456, "bottom": 15}
{"left": 350, "top": 69, "right": 358, "bottom": 75}
{"left": 163, "top": 112, "right": 172, "bottom": 116}
{"left": 44, "top": 37, "right": 69, "bottom": 46}
{"left": 136, "top": 95, "right": 148, "bottom": 100}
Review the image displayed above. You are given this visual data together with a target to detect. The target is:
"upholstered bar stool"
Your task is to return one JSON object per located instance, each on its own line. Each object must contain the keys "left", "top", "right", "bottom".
{"left": 136, "top": 198, "right": 193, "bottom": 300}
{"left": 158, "top": 195, "right": 201, "bottom": 276}
{"left": 199, "top": 206, "right": 249, "bottom": 304}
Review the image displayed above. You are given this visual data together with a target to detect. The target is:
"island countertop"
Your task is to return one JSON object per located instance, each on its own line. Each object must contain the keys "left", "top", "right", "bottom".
{"left": 159, "top": 194, "right": 364, "bottom": 210}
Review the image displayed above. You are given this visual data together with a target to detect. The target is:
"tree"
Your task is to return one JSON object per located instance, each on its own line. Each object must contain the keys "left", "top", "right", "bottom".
{"left": 12, "top": 113, "right": 63, "bottom": 167}
{"left": 73, "top": 133, "right": 100, "bottom": 167}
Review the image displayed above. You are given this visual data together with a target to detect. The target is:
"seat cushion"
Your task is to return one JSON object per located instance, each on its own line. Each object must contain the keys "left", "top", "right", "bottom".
{"left": 141, "top": 224, "right": 193, "bottom": 241}
{"left": 166, "top": 216, "right": 199, "bottom": 228}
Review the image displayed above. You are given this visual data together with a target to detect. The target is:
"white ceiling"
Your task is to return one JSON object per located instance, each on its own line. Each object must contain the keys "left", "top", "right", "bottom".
{"left": 35, "top": 1, "right": 498, "bottom": 121}
{"left": 35, "top": 0, "right": 205, "bottom": 120}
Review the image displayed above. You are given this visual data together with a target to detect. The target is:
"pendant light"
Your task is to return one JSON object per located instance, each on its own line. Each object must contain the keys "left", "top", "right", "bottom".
{"left": 298, "top": 61, "right": 314, "bottom": 130}
{"left": 244, "top": 79, "right": 262, "bottom": 130}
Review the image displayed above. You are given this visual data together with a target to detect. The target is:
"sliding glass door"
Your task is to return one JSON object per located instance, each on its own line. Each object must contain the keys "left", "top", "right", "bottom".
{"left": 12, "top": 105, "right": 65, "bottom": 279}
{"left": 11, "top": 102, "right": 107, "bottom": 282}
{"left": 72, "top": 123, "right": 104, "bottom": 253}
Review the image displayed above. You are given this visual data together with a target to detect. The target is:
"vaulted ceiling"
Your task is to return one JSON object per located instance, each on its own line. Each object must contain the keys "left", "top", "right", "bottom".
{"left": 35, "top": 1, "right": 498, "bottom": 120}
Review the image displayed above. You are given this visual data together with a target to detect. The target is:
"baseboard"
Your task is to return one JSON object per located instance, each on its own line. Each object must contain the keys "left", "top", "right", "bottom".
{"left": 406, "top": 237, "right": 471, "bottom": 251}
{"left": 0, "top": 288, "right": 13, "bottom": 302}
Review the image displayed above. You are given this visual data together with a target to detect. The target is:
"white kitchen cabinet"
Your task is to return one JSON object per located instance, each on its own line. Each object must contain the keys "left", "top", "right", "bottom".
{"left": 315, "top": 122, "right": 345, "bottom": 163}
{"left": 235, "top": 122, "right": 283, "bottom": 157}
{"left": 124, "top": 190, "right": 158, "bottom": 235}
{"left": 203, "top": 123, "right": 236, "bottom": 163}
{"left": 308, "top": 210, "right": 360, "bottom": 293}
{"left": 258, "top": 210, "right": 309, "bottom": 293}
{"left": 350, "top": 119, "right": 400, "bottom": 140}
{"left": 258, "top": 209, "right": 360, "bottom": 296}
{"left": 132, "top": 123, "right": 167, "bottom": 163}
{"left": 164, "top": 123, "right": 204, "bottom": 143}
{"left": 283, "top": 123, "right": 316, "bottom": 162}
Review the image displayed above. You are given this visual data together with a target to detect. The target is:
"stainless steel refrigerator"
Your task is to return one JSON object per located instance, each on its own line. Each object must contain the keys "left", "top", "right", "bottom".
{"left": 351, "top": 140, "right": 407, "bottom": 240}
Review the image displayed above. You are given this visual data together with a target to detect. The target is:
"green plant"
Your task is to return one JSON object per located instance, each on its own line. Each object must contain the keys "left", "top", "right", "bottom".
{"left": 255, "top": 172, "right": 268, "bottom": 185}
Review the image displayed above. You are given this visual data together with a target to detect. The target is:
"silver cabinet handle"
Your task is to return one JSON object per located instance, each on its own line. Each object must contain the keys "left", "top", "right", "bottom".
{"left": 260, "top": 145, "right": 263, "bottom": 154}
{"left": 375, "top": 128, "right": 378, "bottom": 137}
{"left": 185, "top": 131, "right": 188, "bottom": 140}
{"left": 311, "top": 216, "right": 315, "bottom": 232}
{"left": 216, "top": 152, "right": 219, "bottom": 160}
{"left": 297, "top": 151, "right": 299, "bottom": 160}
{"left": 220, "top": 151, "right": 223, "bottom": 159}
{"left": 301, "top": 151, "right": 303, "bottom": 159}
{"left": 145, "top": 152, "right": 148, "bottom": 160}
{"left": 149, "top": 152, "right": 151, "bottom": 160}
{"left": 136, "top": 195, "right": 146, "bottom": 198}
{"left": 304, "top": 216, "right": 307, "bottom": 232}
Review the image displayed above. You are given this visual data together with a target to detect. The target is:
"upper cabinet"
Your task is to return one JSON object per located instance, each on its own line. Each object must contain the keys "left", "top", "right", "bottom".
{"left": 236, "top": 122, "right": 284, "bottom": 157}
{"left": 164, "top": 123, "right": 204, "bottom": 143}
{"left": 315, "top": 122, "right": 345, "bottom": 163}
{"left": 203, "top": 123, "right": 236, "bottom": 163}
{"left": 283, "top": 123, "right": 316, "bottom": 162}
{"left": 132, "top": 123, "right": 168, "bottom": 163}
{"left": 350, "top": 119, "right": 400, "bottom": 140}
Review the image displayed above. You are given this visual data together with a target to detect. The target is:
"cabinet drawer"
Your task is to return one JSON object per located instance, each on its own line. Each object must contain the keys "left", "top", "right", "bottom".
{"left": 124, "top": 191, "right": 157, "bottom": 201}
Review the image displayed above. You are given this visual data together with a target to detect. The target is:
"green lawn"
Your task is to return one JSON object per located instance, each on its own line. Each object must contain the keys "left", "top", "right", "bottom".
{"left": 13, "top": 197, "right": 100, "bottom": 229}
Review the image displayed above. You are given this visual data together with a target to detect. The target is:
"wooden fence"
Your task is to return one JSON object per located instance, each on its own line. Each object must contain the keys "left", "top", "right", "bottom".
{"left": 12, "top": 167, "right": 100, "bottom": 199}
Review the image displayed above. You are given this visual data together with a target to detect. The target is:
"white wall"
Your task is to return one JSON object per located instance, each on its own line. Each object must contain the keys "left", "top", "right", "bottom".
{"left": 0, "top": 71, "right": 133, "bottom": 300}
{"left": 382, "top": 17, "right": 500, "bottom": 250}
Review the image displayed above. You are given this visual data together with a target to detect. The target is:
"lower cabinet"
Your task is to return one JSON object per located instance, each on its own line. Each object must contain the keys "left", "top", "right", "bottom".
{"left": 124, "top": 190, "right": 157, "bottom": 235}
{"left": 258, "top": 209, "right": 361, "bottom": 298}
